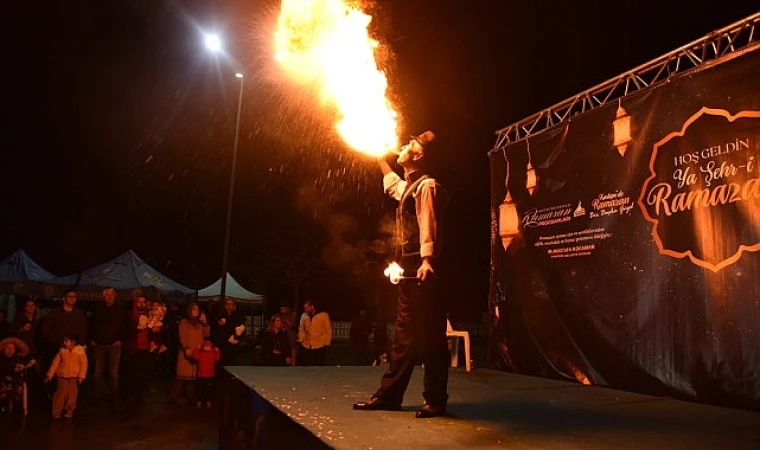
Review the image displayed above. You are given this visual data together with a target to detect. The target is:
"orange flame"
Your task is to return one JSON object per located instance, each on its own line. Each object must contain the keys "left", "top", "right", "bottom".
{"left": 569, "top": 365, "right": 592, "bottom": 386}
{"left": 274, "top": 0, "right": 399, "bottom": 157}
{"left": 383, "top": 262, "right": 404, "bottom": 285}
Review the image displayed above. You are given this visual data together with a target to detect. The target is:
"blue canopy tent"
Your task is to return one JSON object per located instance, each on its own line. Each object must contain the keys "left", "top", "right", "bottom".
{"left": 0, "top": 249, "right": 58, "bottom": 283}
{"left": 0, "top": 249, "right": 76, "bottom": 315}
{"left": 65, "top": 250, "right": 195, "bottom": 301}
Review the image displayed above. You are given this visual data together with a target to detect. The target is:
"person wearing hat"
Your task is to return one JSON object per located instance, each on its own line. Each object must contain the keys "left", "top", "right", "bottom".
{"left": 353, "top": 130, "right": 449, "bottom": 418}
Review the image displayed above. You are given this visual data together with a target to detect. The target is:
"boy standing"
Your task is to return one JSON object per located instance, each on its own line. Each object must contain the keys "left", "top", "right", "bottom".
{"left": 46, "top": 333, "right": 87, "bottom": 419}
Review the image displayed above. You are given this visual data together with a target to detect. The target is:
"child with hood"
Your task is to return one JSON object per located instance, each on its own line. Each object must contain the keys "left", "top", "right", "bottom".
{"left": 0, "top": 337, "right": 32, "bottom": 411}
{"left": 45, "top": 333, "right": 87, "bottom": 419}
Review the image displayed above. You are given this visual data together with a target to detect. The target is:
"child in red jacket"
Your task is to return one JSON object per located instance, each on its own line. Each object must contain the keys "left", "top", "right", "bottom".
{"left": 191, "top": 340, "right": 220, "bottom": 408}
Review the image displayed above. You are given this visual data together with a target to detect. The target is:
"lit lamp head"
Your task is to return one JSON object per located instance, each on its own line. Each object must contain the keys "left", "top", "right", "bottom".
{"left": 613, "top": 104, "right": 632, "bottom": 157}
{"left": 204, "top": 33, "right": 223, "bottom": 53}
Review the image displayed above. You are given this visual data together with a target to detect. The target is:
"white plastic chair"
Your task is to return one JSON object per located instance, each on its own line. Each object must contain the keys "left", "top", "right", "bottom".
{"left": 446, "top": 320, "right": 471, "bottom": 372}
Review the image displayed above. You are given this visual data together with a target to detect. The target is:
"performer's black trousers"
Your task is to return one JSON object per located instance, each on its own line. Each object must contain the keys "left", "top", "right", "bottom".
{"left": 373, "top": 256, "right": 449, "bottom": 408}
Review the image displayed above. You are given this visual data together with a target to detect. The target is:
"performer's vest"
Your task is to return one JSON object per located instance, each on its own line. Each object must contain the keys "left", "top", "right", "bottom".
{"left": 396, "top": 174, "right": 429, "bottom": 258}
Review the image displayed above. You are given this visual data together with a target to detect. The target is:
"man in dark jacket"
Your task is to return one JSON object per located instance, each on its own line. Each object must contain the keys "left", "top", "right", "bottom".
{"left": 40, "top": 290, "right": 87, "bottom": 373}
{"left": 88, "top": 287, "right": 127, "bottom": 402}
{"left": 212, "top": 298, "right": 246, "bottom": 367}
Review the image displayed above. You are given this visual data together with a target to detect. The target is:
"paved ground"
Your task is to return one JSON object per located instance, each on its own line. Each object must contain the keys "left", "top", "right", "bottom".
{"left": 1, "top": 386, "right": 219, "bottom": 450}
{"left": 0, "top": 343, "right": 373, "bottom": 450}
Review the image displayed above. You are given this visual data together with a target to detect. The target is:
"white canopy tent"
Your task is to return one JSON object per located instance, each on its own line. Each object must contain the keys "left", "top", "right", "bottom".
{"left": 198, "top": 273, "right": 263, "bottom": 304}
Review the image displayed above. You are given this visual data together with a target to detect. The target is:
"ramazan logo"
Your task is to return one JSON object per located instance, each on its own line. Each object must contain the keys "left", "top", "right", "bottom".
{"left": 638, "top": 108, "right": 760, "bottom": 272}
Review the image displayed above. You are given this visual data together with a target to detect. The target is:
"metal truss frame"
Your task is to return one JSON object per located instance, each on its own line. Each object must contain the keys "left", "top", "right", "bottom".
{"left": 493, "top": 12, "right": 760, "bottom": 150}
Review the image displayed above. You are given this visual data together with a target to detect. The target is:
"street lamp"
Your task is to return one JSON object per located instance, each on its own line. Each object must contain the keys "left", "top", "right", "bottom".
{"left": 204, "top": 33, "right": 222, "bottom": 53}
{"left": 205, "top": 32, "right": 244, "bottom": 302}
{"left": 219, "top": 71, "right": 244, "bottom": 303}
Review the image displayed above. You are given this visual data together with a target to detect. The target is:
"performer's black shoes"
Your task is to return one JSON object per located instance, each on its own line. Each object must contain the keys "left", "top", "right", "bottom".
{"left": 415, "top": 404, "right": 446, "bottom": 419}
{"left": 352, "top": 397, "right": 402, "bottom": 411}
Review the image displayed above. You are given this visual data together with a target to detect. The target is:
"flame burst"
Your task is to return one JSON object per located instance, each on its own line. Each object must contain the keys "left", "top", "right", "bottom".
{"left": 275, "top": 0, "right": 399, "bottom": 157}
{"left": 383, "top": 262, "right": 404, "bottom": 284}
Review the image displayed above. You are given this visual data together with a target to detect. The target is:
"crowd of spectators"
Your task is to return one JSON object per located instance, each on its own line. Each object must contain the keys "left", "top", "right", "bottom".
{"left": 0, "top": 290, "right": 377, "bottom": 417}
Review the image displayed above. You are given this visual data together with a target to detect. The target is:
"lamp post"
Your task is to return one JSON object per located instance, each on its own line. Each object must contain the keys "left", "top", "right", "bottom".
{"left": 205, "top": 33, "right": 244, "bottom": 302}
{"left": 220, "top": 72, "right": 244, "bottom": 302}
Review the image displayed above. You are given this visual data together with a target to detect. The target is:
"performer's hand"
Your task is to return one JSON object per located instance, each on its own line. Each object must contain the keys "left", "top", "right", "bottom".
{"left": 378, "top": 158, "right": 393, "bottom": 176}
{"left": 417, "top": 257, "right": 435, "bottom": 282}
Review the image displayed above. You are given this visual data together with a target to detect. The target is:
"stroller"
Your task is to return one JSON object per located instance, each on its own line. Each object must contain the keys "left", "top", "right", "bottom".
{"left": 0, "top": 337, "right": 30, "bottom": 416}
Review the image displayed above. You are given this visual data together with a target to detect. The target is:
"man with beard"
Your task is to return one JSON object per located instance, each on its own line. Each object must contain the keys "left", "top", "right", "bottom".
{"left": 212, "top": 297, "right": 247, "bottom": 368}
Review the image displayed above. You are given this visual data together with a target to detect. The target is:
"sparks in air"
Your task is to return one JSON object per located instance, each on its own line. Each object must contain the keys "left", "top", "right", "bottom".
{"left": 274, "top": 0, "right": 400, "bottom": 157}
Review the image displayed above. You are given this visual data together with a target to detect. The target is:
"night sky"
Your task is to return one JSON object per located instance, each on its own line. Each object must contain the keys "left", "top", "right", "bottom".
{"left": 2, "top": 0, "right": 757, "bottom": 319}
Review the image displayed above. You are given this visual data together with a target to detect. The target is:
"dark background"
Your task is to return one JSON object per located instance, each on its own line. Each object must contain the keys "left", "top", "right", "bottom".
{"left": 1, "top": 0, "right": 757, "bottom": 320}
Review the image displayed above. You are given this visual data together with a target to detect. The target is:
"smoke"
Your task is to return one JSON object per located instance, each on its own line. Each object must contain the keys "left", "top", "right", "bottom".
{"left": 295, "top": 181, "right": 394, "bottom": 276}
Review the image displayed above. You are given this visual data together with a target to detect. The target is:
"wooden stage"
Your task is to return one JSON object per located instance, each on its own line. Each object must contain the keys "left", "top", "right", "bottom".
{"left": 218, "top": 366, "right": 760, "bottom": 449}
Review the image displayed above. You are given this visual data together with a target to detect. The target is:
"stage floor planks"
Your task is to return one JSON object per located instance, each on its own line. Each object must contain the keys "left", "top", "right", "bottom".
{"left": 226, "top": 366, "right": 760, "bottom": 449}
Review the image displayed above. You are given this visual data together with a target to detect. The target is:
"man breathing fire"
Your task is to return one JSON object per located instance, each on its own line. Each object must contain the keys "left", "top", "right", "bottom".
{"left": 354, "top": 130, "right": 450, "bottom": 419}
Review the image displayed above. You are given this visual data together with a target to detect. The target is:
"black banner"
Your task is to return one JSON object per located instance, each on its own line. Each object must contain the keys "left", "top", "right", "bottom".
{"left": 489, "top": 45, "right": 760, "bottom": 410}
